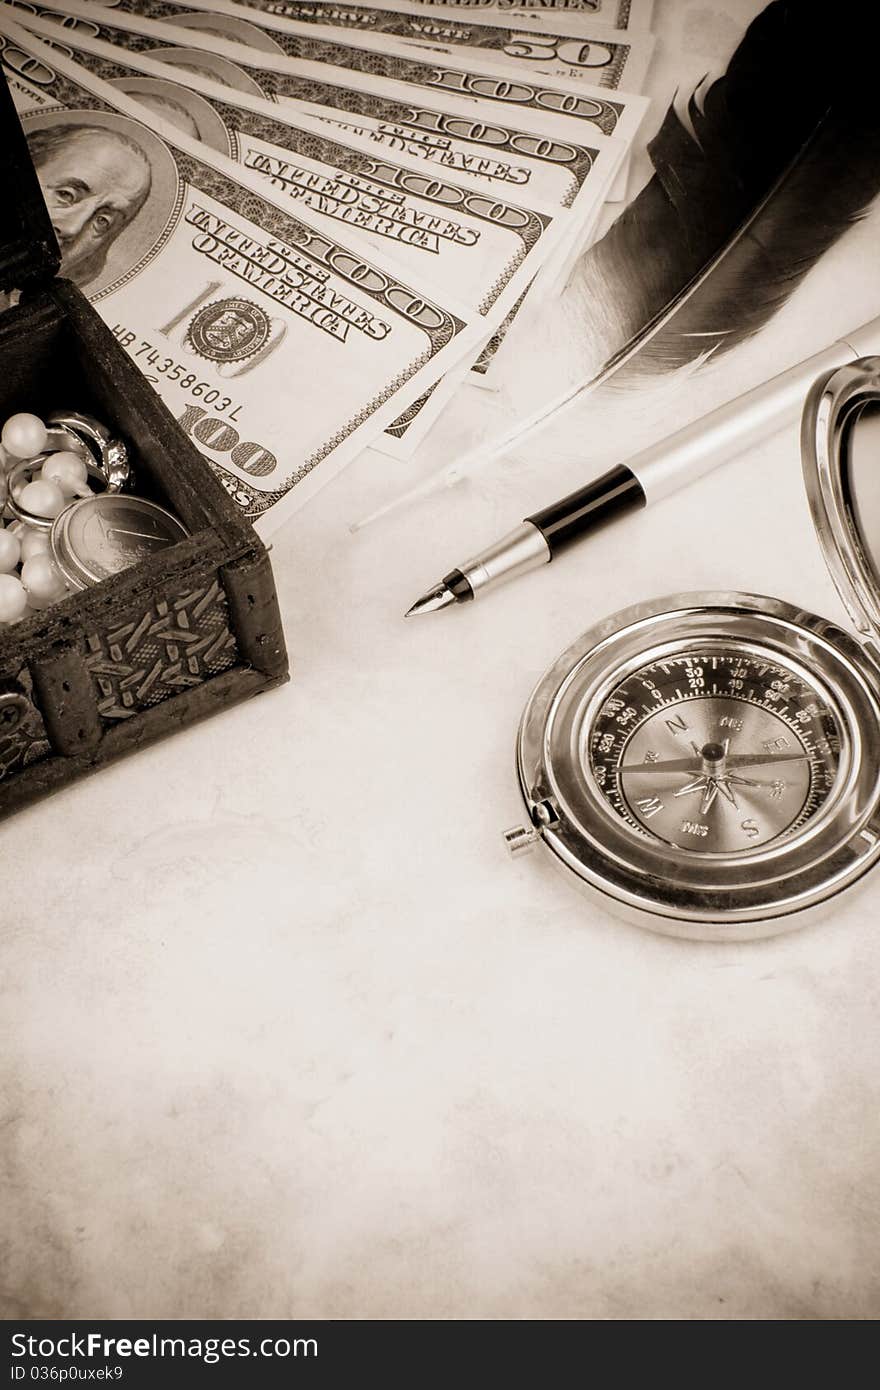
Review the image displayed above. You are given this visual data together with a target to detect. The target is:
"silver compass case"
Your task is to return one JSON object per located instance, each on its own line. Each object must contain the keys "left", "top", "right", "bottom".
{"left": 507, "top": 357, "right": 880, "bottom": 941}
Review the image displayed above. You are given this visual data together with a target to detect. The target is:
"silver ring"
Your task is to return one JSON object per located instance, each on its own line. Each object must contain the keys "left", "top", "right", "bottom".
{"left": 46, "top": 411, "right": 132, "bottom": 493}
{"left": 42, "top": 426, "right": 92, "bottom": 461}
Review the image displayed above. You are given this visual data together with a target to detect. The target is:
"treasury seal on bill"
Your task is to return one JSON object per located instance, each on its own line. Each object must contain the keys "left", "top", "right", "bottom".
{"left": 186, "top": 298, "right": 271, "bottom": 363}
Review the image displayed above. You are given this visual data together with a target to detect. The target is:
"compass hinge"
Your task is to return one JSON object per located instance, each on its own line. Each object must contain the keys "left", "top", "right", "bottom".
{"left": 503, "top": 799, "right": 559, "bottom": 857}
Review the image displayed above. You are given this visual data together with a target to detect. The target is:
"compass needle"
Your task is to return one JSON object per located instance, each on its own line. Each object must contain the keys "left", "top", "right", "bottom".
{"left": 621, "top": 758, "right": 702, "bottom": 775}
{"left": 723, "top": 752, "right": 811, "bottom": 768}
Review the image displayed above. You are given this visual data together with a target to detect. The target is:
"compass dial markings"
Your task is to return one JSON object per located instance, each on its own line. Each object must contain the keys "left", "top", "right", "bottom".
{"left": 587, "top": 649, "right": 841, "bottom": 853}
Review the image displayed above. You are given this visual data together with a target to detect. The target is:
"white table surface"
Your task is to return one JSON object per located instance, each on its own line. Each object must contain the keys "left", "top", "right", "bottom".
{"left": 4, "top": 0, "right": 880, "bottom": 1321}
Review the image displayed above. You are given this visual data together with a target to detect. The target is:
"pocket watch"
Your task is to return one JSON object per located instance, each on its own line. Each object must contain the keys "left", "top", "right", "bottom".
{"left": 505, "top": 358, "right": 880, "bottom": 941}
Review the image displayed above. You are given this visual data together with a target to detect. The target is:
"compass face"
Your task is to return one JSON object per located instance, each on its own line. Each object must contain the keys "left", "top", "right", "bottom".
{"left": 587, "top": 648, "right": 842, "bottom": 853}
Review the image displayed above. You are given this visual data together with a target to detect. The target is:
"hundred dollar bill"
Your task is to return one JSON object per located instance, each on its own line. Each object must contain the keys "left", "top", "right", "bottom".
{"left": 19, "top": 3, "right": 577, "bottom": 304}
{"left": 0, "top": 15, "right": 486, "bottom": 528}
{"left": 21, "top": 6, "right": 588, "bottom": 453}
{"left": 164, "top": 0, "right": 656, "bottom": 91}
{"left": 20, "top": 0, "right": 645, "bottom": 214}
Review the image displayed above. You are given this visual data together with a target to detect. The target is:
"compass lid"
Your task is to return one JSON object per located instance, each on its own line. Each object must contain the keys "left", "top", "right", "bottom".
{"left": 802, "top": 356, "right": 880, "bottom": 650}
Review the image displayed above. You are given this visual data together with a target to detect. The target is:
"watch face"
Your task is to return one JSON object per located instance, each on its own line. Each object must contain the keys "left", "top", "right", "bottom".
{"left": 586, "top": 645, "right": 842, "bottom": 854}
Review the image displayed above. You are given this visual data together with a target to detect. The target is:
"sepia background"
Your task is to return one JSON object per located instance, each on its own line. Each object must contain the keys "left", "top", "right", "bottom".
{"left": 3, "top": 0, "right": 880, "bottom": 1319}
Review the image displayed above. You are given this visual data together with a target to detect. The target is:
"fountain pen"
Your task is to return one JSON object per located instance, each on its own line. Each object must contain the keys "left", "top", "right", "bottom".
{"left": 405, "top": 463, "right": 643, "bottom": 616}
{"left": 404, "top": 315, "right": 880, "bottom": 617}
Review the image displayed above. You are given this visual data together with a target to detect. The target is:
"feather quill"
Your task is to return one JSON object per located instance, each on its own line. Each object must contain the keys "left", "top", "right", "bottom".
{"left": 353, "top": 0, "right": 880, "bottom": 529}
{"left": 576, "top": 1, "right": 880, "bottom": 384}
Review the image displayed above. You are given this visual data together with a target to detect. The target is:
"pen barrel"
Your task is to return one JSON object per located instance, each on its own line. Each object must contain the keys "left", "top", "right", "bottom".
{"left": 841, "top": 317, "right": 880, "bottom": 357}
{"left": 638, "top": 339, "right": 863, "bottom": 504}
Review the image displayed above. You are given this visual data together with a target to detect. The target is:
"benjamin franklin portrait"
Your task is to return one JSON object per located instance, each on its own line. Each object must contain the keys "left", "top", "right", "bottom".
{"left": 26, "top": 122, "right": 153, "bottom": 287}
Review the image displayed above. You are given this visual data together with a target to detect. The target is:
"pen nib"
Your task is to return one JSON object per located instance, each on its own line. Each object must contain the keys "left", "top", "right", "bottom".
{"left": 404, "top": 582, "right": 457, "bottom": 618}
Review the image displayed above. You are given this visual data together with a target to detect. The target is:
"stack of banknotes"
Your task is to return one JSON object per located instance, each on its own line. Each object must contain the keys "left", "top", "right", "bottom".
{"left": 0, "top": 0, "right": 654, "bottom": 534}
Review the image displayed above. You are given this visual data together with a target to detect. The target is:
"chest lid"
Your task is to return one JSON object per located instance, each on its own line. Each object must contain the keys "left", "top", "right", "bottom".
{"left": 802, "top": 356, "right": 880, "bottom": 652}
{"left": 0, "top": 63, "right": 61, "bottom": 293}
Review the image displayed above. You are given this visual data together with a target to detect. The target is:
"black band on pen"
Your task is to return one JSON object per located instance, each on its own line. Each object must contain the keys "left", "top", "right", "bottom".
{"left": 526, "top": 464, "right": 646, "bottom": 557}
{"left": 442, "top": 568, "right": 474, "bottom": 602}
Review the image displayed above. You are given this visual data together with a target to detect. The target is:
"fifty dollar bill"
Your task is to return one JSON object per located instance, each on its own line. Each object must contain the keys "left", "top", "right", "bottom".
{"left": 96, "top": 0, "right": 650, "bottom": 119}
{"left": 372, "top": 2, "right": 654, "bottom": 30}
{"left": 174, "top": 0, "right": 657, "bottom": 90}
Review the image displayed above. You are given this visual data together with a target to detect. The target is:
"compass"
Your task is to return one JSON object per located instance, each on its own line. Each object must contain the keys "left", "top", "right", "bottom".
{"left": 591, "top": 645, "right": 839, "bottom": 853}
{"left": 505, "top": 359, "right": 880, "bottom": 940}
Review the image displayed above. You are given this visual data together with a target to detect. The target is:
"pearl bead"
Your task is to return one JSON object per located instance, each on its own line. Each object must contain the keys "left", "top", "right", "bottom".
{"left": 1, "top": 412, "right": 48, "bottom": 459}
{"left": 18, "top": 478, "right": 66, "bottom": 518}
{"left": 0, "top": 528, "right": 21, "bottom": 572}
{"left": 41, "top": 451, "right": 92, "bottom": 497}
{"left": 19, "top": 528, "right": 50, "bottom": 562}
{"left": 21, "top": 553, "right": 67, "bottom": 603}
{"left": 0, "top": 573, "right": 28, "bottom": 622}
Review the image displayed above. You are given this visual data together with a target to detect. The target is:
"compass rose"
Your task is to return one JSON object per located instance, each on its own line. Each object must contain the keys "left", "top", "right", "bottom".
{"left": 672, "top": 740, "right": 765, "bottom": 816}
